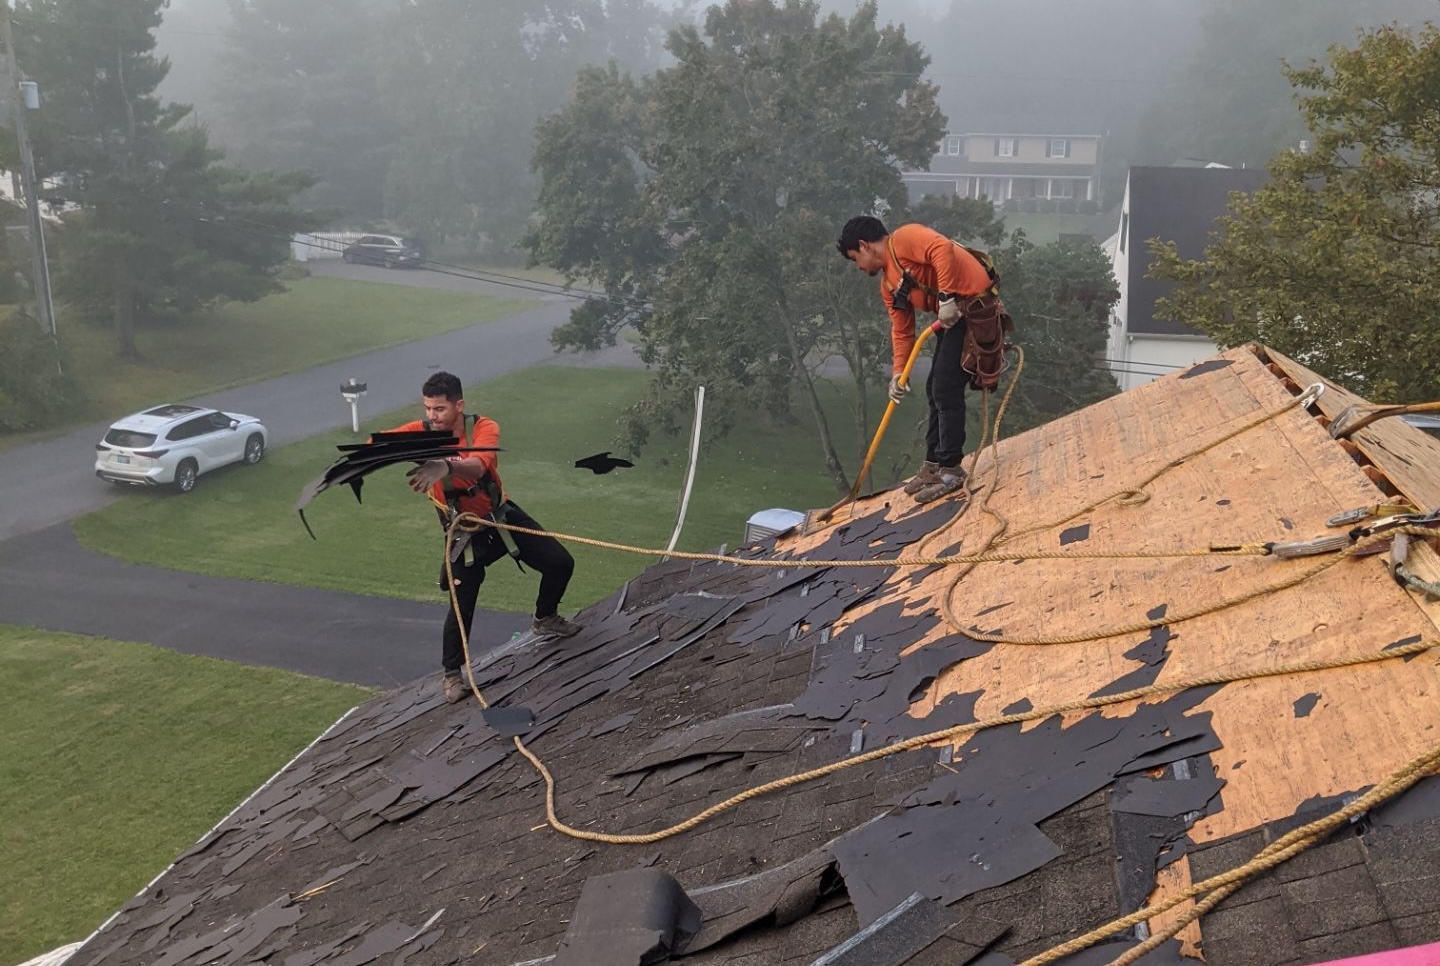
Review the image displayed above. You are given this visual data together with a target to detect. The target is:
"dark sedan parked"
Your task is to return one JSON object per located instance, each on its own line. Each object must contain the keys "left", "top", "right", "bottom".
{"left": 341, "top": 234, "right": 423, "bottom": 268}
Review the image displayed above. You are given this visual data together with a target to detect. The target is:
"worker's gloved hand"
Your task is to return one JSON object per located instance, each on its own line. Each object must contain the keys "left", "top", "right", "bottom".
{"left": 888, "top": 373, "right": 910, "bottom": 404}
{"left": 936, "top": 296, "right": 962, "bottom": 328}
{"left": 406, "top": 459, "right": 450, "bottom": 492}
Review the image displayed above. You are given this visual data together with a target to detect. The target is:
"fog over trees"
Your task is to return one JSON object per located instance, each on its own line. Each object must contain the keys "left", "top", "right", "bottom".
{"left": 152, "top": 0, "right": 1437, "bottom": 246}
{"left": 7, "top": 0, "right": 1436, "bottom": 443}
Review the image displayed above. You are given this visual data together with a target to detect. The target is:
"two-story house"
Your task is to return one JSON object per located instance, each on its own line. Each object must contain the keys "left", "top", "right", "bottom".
{"left": 1104, "top": 165, "right": 1267, "bottom": 390}
{"left": 901, "top": 118, "right": 1105, "bottom": 210}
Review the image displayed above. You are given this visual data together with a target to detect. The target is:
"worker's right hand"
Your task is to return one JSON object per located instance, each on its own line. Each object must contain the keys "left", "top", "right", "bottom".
{"left": 888, "top": 373, "right": 910, "bottom": 404}
{"left": 406, "top": 459, "right": 450, "bottom": 492}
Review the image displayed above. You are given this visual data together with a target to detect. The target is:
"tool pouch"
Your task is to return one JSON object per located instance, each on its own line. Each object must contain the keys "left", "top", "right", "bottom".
{"left": 959, "top": 293, "right": 1014, "bottom": 391}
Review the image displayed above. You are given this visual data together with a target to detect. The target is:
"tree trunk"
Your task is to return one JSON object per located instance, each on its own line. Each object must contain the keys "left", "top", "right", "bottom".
{"left": 114, "top": 283, "right": 138, "bottom": 361}
{"left": 778, "top": 310, "right": 849, "bottom": 494}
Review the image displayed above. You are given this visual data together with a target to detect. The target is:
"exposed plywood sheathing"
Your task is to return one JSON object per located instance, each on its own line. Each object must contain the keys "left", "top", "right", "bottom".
{"left": 814, "top": 344, "right": 1440, "bottom": 952}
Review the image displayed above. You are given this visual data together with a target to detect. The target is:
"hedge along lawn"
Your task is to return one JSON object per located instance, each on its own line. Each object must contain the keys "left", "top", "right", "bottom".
{"left": 0, "top": 625, "right": 371, "bottom": 965}
{"left": 4, "top": 275, "right": 531, "bottom": 446}
{"left": 73, "top": 365, "right": 947, "bottom": 612}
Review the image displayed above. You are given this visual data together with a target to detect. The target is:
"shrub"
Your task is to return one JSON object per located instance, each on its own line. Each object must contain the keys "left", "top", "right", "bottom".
{"left": 1002, "top": 198, "right": 1020, "bottom": 213}
{"left": 1078, "top": 200, "right": 1099, "bottom": 215}
{"left": 0, "top": 310, "right": 82, "bottom": 432}
{"left": 1058, "top": 199, "right": 1078, "bottom": 214}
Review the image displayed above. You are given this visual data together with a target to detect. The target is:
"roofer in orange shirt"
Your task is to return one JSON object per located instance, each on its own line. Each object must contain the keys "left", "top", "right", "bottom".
{"left": 837, "top": 215, "right": 1007, "bottom": 504}
{"left": 391, "top": 371, "right": 580, "bottom": 703}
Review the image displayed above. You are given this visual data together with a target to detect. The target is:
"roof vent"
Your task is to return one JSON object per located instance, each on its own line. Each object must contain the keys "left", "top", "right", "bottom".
{"left": 745, "top": 508, "right": 807, "bottom": 544}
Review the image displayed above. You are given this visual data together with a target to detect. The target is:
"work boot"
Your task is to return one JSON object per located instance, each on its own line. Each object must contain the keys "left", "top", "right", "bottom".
{"left": 532, "top": 613, "right": 581, "bottom": 639}
{"left": 441, "top": 672, "right": 470, "bottom": 704}
{"left": 912, "top": 466, "right": 967, "bottom": 505}
{"left": 903, "top": 461, "right": 942, "bottom": 496}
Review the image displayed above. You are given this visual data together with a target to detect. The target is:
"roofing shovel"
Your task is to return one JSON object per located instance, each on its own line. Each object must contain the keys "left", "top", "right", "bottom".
{"left": 1329, "top": 399, "right": 1440, "bottom": 439}
{"left": 804, "top": 321, "right": 943, "bottom": 533}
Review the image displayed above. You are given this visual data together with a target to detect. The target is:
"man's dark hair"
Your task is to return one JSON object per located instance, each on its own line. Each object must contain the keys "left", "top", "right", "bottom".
{"left": 836, "top": 215, "right": 889, "bottom": 257}
{"left": 422, "top": 371, "right": 463, "bottom": 401}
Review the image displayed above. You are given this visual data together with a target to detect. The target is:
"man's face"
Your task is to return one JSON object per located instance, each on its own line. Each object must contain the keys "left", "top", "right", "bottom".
{"left": 845, "top": 239, "right": 885, "bottom": 277}
{"left": 423, "top": 394, "right": 464, "bottom": 434}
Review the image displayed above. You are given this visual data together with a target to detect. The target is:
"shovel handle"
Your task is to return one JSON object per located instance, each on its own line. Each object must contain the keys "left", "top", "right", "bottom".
{"left": 814, "top": 322, "right": 943, "bottom": 523}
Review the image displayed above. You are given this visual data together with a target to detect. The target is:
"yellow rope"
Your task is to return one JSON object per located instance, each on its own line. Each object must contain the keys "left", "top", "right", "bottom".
{"left": 444, "top": 527, "right": 1437, "bottom": 846}
{"left": 962, "top": 526, "right": 1438, "bottom": 646}
{"left": 1018, "top": 733, "right": 1440, "bottom": 966}
{"left": 435, "top": 496, "right": 1271, "bottom": 566}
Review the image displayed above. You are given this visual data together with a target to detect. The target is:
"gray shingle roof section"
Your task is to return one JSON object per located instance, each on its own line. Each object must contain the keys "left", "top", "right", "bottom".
{"left": 1126, "top": 165, "right": 1268, "bottom": 336}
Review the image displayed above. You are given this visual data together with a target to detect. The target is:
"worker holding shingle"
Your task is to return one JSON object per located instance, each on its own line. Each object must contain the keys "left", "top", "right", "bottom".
{"left": 389, "top": 371, "right": 581, "bottom": 704}
{"left": 836, "top": 215, "right": 1012, "bottom": 504}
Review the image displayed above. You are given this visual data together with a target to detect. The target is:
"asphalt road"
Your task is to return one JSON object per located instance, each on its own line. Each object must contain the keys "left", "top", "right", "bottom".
{"left": 0, "top": 260, "right": 631, "bottom": 682}
{"left": 0, "top": 261, "right": 634, "bottom": 542}
{"left": 0, "top": 525, "right": 528, "bottom": 687}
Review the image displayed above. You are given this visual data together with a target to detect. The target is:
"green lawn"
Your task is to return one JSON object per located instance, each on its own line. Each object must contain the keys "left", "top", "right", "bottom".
{"left": 0, "top": 626, "right": 371, "bottom": 965}
{"left": 1002, "top": 211, "right": 1102, "bottom": 245}
{"left": 74, "top": 366, "right": 950, "bottom": 613}
{"left": 1, "top": 275, "right": 531, "bottom": 449}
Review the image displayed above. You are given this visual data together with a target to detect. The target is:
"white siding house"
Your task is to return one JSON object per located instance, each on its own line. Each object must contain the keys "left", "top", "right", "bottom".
{"left": 1105, "top": 166, "right": 1267, "bottom": 390}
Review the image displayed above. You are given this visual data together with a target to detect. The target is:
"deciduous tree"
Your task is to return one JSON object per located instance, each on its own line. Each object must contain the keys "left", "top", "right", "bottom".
{"left": 528, "top": 0, "right": 944, "bottom": 491}
{"left": 1150, "top": 23, "right": 1440, "bottom": 402}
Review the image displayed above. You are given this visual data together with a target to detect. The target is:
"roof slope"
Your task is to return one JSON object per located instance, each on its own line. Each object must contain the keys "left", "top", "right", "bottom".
{"left": 1126, "top": 166, "right": 1267, "bottom": 337}
{"left": 63, "top": 345, "right": 1440, "bottom": 966}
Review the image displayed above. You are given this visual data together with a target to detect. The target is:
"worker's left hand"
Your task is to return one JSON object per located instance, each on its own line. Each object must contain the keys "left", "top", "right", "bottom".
{"left": 936, "top": 297, "right": 961, "bottom": 328}
{"left": 406, "top": 459, "right": 450, "bottom": 492}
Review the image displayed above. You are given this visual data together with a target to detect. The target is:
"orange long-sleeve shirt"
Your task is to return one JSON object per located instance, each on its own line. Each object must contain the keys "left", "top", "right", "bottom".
{"left": 880, "top": 223, "right": 994, "bottom": 373}
{"left": 388, "top": 416, "right": 504, "bottom": 517}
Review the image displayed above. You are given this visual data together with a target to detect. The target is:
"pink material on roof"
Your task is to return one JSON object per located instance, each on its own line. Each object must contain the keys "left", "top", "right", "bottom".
{"left": 1316, "top": 942, "right": 1440, "bottom": 965}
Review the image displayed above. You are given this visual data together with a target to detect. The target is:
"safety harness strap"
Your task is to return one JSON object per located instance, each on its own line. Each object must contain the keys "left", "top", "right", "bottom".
{"left": 425, "top": 415, "right": 523, "bottom": 570}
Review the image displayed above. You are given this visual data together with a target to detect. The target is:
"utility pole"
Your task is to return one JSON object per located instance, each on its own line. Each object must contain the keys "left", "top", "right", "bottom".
{"left": 0, "top": 0, "right": 57, "bottom": 371}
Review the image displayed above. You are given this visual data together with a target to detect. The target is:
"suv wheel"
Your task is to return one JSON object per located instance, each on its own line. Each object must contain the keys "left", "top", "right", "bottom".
{"left": 384, "top": 255, "right": 398, "bottom": 269}
{"left": 244, "top": 434, "right": 265, "bottom": 465}
{"left": 173, "top": 459, "right": 199, "bottom": 494}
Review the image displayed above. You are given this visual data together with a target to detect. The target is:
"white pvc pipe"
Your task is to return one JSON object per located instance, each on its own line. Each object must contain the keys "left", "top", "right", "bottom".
{"left": 663, "top": 385, "right": 706, "bottom": 558}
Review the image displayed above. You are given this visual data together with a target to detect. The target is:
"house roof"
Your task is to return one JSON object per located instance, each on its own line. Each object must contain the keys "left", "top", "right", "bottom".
{"left": 910, "top": 159, "right": 1099, "bottom": 178}
{"left": 61, "top": 345, "right": 1440, "bottom": 966}
{"left": 1125, "top": 165, "right": 1268, "bottom": 336}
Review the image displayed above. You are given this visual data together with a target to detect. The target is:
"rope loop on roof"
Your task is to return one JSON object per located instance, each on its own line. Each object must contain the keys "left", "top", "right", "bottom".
{"left": 442, "top": 501, "right": 1438, "bottom": 847}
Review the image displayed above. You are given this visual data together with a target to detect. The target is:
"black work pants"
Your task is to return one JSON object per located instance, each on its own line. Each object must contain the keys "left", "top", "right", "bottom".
{"left": 924, "top": 324, "right": 968, "bottom": 467}
{"left": 440, "top": 502, "right": 575, "bottom": 673}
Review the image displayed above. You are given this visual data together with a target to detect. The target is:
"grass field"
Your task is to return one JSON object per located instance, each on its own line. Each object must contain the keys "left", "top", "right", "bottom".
{"left": 1002, "top": 211, "right": 1105, "bottom": 245}
{"left": 0, "top": 626, "right": 371, "bottom": 965}
{"left": 73, "top": 365, "right": 956, "bottom": 613}
{"left": 0, "top": 275, "right": 531, "bottom": 450}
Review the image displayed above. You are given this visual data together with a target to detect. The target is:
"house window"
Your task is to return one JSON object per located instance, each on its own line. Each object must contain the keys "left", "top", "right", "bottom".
{"left": 944, "top": 136, "right": 962, "bottom": 156}
{"left": 995, "top": 138, "right": 1016, "bottom": 158}
{"left": 1119, "top": 213, "right": 1129, "bottom": 254}
{"left": 1048, "top": 138, "right": 1070, "bottom": 158}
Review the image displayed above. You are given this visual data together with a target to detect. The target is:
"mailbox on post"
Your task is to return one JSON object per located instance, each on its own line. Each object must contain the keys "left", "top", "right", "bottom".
{"left": 341, "top": 378, "right": 368, "bottom": 433}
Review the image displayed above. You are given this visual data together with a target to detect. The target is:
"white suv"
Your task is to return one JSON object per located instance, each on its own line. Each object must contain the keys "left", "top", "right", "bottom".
{"left": 95, "top": 404, "right": 269, "bottom": 493}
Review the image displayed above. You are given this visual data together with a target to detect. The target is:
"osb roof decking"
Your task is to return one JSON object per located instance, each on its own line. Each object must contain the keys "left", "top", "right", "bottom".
{"left": 63, "top": 345, "right": 1440, "bottom": 966}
